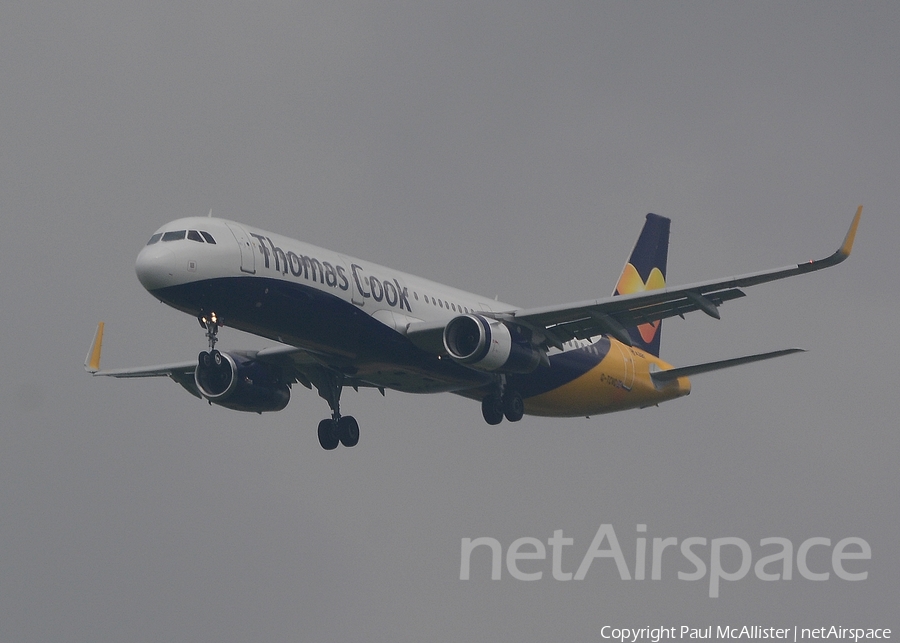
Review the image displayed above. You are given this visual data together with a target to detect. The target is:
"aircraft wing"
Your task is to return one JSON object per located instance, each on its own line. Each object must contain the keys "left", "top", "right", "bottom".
{"left": 86, "top": 362, "right": 202, "bottom": 399}
{"left": 505, "top": 207, "right": 861, "bottom": 349}
{"left": 83, "top": 322, "right": 197, "bottom": 392}
{"left": 84, "top": 323, "right": 381, "bottom": 398}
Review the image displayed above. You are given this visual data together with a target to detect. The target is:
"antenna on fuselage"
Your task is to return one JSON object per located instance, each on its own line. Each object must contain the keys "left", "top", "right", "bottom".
{"left": 207, "top": 208, "right": 212, "bottom": 218}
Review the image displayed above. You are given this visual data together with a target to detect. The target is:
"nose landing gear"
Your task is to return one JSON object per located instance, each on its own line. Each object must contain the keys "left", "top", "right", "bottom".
{"left": 197, "top": 313, "right": 225, "bottom": 404}
{"left": 199, "top": 312, "right": 221, "bottom": 353}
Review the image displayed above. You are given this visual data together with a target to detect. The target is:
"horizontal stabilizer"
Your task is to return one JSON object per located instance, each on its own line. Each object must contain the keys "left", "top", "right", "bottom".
{"left": 651, "top": 348, "right": 805, "bottom": 383}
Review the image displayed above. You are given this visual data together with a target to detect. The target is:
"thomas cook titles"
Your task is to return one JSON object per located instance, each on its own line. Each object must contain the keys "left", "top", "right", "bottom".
{"left": 249, "top": 233, "right": 412, "bottom": 312}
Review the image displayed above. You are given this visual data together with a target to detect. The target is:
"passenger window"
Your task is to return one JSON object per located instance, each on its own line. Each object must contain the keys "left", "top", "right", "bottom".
{"left": 187, "top": 230, "right": 204, "bottom": 242}
{"left": 162, "top": 230, "right": 186, "bottom": 242}
{"left": 200, "top": 231, "right": 216, "bottom": 244}
{"left": 146, "top": 233, "right": 162, "bottom": 245}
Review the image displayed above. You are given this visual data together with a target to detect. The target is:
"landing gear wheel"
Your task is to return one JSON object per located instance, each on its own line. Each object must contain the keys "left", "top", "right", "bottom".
{"left": 317, "top": 419, "right": 339, "bottom": 450}
{"left": 481, "top": 394, "right": 504, "bottom": 425}
{"left": 337, "top": 416, "right": 360, "bottom": 447}
{"left": 503, "top": 390, "right": 524, "bottom": 422}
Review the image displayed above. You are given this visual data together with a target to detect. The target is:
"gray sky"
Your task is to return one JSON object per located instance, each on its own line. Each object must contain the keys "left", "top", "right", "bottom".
{"left": 1, "top": 2, "right": 897, "bottom": 640}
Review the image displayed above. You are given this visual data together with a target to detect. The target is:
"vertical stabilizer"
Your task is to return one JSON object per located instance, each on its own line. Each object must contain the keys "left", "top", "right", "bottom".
{"left": 612, "top": 213, "right": 670, "bottom": 356}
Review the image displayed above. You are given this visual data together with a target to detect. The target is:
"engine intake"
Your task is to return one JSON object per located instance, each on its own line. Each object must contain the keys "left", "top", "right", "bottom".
{"left": 195, "top": 351, "right": 290, "bottom": 413}
{"left": 443, "top": 315, "right": 542, "bottom": 373}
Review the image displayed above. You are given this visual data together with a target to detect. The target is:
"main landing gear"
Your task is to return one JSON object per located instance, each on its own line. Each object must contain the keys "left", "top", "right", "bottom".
{"left": 311, "top": 369, "right": 359, "bottom": 450}
{"left": 481, "top": 378, "right": 524, "bottom": 425}
{"left": 317, "top": 416, "right": 359, "bottom": 451}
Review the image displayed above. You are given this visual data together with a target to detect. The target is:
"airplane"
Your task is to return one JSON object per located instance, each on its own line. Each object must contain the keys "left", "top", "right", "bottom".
{"left": 85, "top": 206, "right": 862, "bottom": 450}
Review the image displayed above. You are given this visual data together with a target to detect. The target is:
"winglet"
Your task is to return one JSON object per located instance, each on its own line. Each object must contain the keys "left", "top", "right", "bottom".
{"left": 838, "top": 205, "right": 862, "bottom": 258}
{"left": 800, "top": 205, "right": 862, "bottom": 272}
{"left": 84, "top": 322, "right": 105, "bottom": 373}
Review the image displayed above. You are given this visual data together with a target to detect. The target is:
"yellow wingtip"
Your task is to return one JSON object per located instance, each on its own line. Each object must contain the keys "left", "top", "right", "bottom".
{"left": 839, "top": 205, "right": 862, "bottom": 257}
{"left": 85, "top": 321, "right": 105, "bottom": 372}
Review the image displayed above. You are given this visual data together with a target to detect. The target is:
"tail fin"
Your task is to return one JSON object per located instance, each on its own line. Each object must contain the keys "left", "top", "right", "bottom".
{"left": 612, "top": 213, "right": 670, "bottom": 356}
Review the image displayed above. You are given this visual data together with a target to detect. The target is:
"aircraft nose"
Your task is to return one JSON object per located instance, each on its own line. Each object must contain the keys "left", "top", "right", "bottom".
{"left": 135, "top": 244, "right": 177, "bottom": 291}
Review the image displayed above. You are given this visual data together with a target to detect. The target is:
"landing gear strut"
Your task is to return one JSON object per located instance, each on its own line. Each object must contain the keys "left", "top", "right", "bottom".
{"left": 199, "top": 312, "right": 221, "bottom": 353}
{"left": 311, "top": 368, "right": 359, "bottom": 450}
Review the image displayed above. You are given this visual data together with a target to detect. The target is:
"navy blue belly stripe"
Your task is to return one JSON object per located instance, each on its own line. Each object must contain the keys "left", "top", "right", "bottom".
{"left": 509, "top": 337, "right": 611, "bottom": 398}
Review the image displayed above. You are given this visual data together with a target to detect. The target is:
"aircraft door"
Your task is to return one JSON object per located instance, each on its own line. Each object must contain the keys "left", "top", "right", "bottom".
{"left": 226, "top": 223, "right": 256, "bottom": 274}
{"left": 613, "top": 341, "right": 635, "bottom": 391}
{"left": 339, "top": 254, "right": 366, "bottom": 306}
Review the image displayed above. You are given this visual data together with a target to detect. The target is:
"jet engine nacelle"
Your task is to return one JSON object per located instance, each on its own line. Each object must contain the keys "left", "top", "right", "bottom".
{"left": 443, "top": 314, "right": 542, "bottom": 374}
{"left": 195, "top": 351, "right": 290, "bottom": 413}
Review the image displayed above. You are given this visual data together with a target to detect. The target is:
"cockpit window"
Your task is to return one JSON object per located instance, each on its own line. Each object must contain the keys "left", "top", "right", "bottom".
{"left": 151, "top": 229, "right": 215, "bottom": 244}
